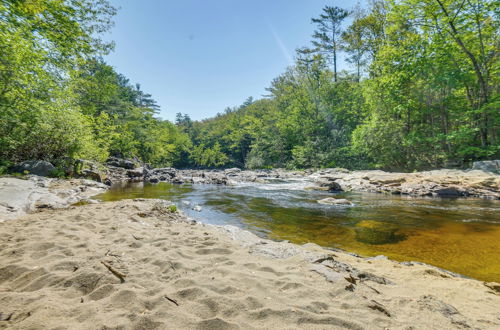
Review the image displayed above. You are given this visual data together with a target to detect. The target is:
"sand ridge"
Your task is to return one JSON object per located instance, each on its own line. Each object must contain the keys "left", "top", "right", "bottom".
{"left": 0, "top": 199, "right": 499, "bottom": 329}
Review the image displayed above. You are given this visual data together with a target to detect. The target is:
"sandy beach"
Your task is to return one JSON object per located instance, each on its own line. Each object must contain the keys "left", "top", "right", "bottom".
{"left": 0, "top": 198, "right": 499, "bottom": 329}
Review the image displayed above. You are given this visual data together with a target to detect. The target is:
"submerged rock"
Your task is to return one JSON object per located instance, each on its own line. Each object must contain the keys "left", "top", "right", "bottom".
{"left": 354, "top": 220, "right": 405, "bottom": 245}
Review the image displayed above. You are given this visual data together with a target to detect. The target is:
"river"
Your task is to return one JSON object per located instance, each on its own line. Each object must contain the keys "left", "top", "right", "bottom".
{"left": 94, "top": 180, "right": 500, "bottom": 282}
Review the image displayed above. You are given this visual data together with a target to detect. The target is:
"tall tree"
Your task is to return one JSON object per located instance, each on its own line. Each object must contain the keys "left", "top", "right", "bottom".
{"left": 311, "top": 6, "right": 350, "bottom": 82}
{"left": 342, "top": 4, "right": 368, "bottom": 81}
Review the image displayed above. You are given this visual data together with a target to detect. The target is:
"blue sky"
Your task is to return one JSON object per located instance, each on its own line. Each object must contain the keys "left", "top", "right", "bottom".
{"left": 105, "top": 0, "right": 357, "bottom": 121}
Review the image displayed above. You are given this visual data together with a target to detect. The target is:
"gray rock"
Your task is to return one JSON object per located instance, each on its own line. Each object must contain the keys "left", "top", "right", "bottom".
{"left": 224, "top": 168, "right": 242, "bottom": 176}
{"left": 127, "top": 167, "right": 144, "bottom": 179}
{"left": 472, "top": 160, "right": 500, "bottom": 173}
{"left": 80, "top": 169, "right": 103, "bottom": 182}
{"left": 434, "top": 187, "right": 465, "bottom": 197}
{"left": 144, "top": 167, "right": 177, "bottom": 183}
{"left": 11, "top": 160, "right": 55, "bottom": 177}
{"left": 172, "top": 177, "right": 184, "bottom": 184}
{"left": 0, "top": 177, "right": 107, "bottom": 221}
{"left": 318, "top": 197, "right": 352, "bottom": 205}
{"left": 106, "top": 157, "right": 138, "bottom": 169}
{"left": 315, "top": 178, "right": 342, "bottom": 192}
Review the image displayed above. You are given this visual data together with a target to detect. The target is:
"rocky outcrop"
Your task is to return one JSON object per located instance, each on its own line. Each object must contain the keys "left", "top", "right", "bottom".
{"left": 102, "top": 158, "right": 144, "bottom": 184}
{"left": 66, "top": 156, "right": 500, "bottom": 200}
{"left": 309, "top": 169, "right": 500, "bottom": 199}
{"left": 144, "top": 167, "right": 177, "bottom": 183}
{"left": 472, "top": 160, "right": 499, "bottom": 173}
{"left": 0, "top": 176, "right": 107, "bottom": 221}
{"left": 74, "top": 159, "right": 108, "bottom": 183}
{"left": 106, "top": 157, "right": 139, "bottom": 170}
{"left": 11, "top": 160, "right": 56, "bottom": 177}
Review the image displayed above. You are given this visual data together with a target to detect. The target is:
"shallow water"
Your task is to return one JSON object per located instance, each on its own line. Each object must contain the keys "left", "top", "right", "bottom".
{"left": 94, "top": 181, "right": 500, "bottom": 282}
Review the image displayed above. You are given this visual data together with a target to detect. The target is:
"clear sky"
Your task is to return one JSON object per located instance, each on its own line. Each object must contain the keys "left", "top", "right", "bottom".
{"left": 105, "top": 0, "right": 357, "bottom": 121}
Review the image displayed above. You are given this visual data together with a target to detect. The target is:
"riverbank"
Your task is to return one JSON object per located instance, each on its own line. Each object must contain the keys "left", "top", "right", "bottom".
{"left": 0, "top": 176, "right": 107, "bottom": 222}
{"left": 143, "top": 167, "right": 500, "bottom": 199}
{"left": 8, "top": 158, "right": 500, "bottom": 199}
{"left": 0, "top": 198, "right": 499, "bottom": 329}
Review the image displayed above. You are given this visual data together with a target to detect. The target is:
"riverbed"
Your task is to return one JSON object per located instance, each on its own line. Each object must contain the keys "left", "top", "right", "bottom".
{"left": 94, "top": 180, "right": 500, "bottom": 282}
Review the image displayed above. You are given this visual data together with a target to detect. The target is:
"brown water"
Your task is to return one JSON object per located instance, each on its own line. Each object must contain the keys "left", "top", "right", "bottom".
{"left": 94, "top": 181, "right": 500, "bottom": 282}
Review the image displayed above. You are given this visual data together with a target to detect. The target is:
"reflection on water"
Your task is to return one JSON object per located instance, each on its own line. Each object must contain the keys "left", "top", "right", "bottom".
{"left": 94, "top": 181, "right": 500, "bottom": 282}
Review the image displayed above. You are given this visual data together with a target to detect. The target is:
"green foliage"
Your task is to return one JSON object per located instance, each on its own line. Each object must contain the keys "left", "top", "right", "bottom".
{"left": 168, "top": 205, "right": 177, "bottom": 213}
{"left": 181, "top": 0, "right": 498, "bottom": 171}
{"left": 1, "top": 0, "right": 498, "bottom": 172}
{"left": 191, "top": 143, "right": 229, "bottom": 168}
{"left": 0, "top": 0, "right": 189, "bottom": 169}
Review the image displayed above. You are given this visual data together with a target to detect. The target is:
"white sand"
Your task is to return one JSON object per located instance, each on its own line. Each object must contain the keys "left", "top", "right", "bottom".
{"left": 0, "top": 199, "right": 499, "bottom": 329}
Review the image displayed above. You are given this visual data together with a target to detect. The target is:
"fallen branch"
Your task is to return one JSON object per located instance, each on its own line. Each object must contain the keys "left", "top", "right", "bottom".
{"left": 164, "top": 295, "right": 179, "bottom": 306}
{"left": 101, "top": 261, "right": 126, "bottom": 283}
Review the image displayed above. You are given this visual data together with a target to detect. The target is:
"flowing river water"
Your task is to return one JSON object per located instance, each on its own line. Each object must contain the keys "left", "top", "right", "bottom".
{"left": 94, "top": 180, "right": 500, "bottom": 282}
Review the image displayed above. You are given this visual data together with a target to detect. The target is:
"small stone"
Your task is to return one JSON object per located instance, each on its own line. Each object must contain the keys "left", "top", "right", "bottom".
{"left": 317, "top": 197, "right": 352, "bottom": 205}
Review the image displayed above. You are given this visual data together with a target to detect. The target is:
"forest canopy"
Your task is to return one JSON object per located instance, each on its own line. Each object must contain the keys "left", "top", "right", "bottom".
{"left": 1, "top": 0, "right": 498, "bottom": 172}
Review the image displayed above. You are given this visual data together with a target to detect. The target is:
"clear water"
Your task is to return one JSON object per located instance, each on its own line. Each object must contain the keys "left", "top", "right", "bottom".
{"left": 94, "top": 181, "right": 500, "bottom": 282}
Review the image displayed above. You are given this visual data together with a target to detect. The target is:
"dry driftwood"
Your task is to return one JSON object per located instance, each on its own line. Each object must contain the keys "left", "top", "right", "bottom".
{"left": 101, "top": 261, "right": 126, "bottom": 283}
{"left": 164, "top": 295, "right": 179, "bottom": 306}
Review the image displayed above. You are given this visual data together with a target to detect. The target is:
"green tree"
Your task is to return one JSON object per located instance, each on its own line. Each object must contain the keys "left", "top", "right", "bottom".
{"left": 311, "top": 6, "right": 350, "bottom": 82}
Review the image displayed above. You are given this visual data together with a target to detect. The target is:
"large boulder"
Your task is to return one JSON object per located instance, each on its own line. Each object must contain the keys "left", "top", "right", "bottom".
{"left": 472, "top": 160, "right": 500, "bottom": 173}
{"left": 433, "top": 186, "right": 468, "bottom": 197}
{"left": 314, "top": 177, "right": 343, "bottom": 192}
{"left": 106, "top": 157, "right": 139, "bottom": 169}
{"left": 127, "top": 167, "right": 144, "bottom": 179}
{"left": 74, "top": 159, "right": 108, "bottom": 183}
{"left": 11, "top": 160, "right": 56, "bottom": 177}
{"left": 144, "top": 167, "right": 177, "bottom": 183}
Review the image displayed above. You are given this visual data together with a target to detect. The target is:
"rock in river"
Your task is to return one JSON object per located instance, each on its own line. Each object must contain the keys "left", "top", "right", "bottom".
{"left": 354, "top": 220, "right": 404, "bottom": 245}
{"left": 317, "top": 197, "right": 352, "bottom": 205}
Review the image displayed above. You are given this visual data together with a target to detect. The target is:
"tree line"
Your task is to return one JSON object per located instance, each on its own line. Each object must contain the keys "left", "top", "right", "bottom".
{"left": 0, "top": 0, "right": 498, "bottom": 173}
{"left": 179, "top": 0, "right": 498, "bottom": 170}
